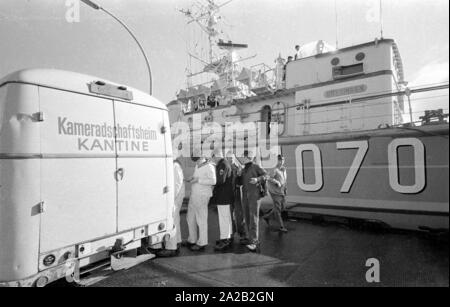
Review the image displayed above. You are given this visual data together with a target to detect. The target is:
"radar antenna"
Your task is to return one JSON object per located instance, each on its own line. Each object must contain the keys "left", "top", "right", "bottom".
{"left": 178, "top": 0, "right": 234, "bottom": 63}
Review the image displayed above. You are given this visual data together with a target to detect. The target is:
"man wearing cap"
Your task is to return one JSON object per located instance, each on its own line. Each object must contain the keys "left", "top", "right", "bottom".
{"left": 294, "top": 45, "right": 302, "bottom": 60}
{"left": 185, "top": 154, "right": 217, "bottom": 251}
{"left": 212, "top": 150, "right": 234, "bottom": 251}
{"left": 238, "top": 150, "right": 267, "bottom": 252}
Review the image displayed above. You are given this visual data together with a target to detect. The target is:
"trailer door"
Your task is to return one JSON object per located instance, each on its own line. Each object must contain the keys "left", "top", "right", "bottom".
{"left": 114, "top": 101, "right": 168, "bottom": 232}
{"left": 39, "top": 88, "right": 117, "bottom": 253}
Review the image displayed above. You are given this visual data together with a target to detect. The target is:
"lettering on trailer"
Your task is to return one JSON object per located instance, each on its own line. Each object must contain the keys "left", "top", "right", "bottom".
{"left": 57, "top": 117, "right": 158, "bottom": 152}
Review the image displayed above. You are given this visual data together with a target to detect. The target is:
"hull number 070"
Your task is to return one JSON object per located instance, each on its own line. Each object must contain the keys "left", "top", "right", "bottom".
{"left": 295, "top": 138, "right": 426, "bottom": 194}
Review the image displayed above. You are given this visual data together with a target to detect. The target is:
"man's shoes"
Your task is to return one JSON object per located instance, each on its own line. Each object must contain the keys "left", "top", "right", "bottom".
{"left": 156, "top": 249, "right": 180, "bottom": 258}
{"left": 181, "top": 241, "right": 195, "bottom": 248}
{"left": 189, "top": 244, "right": 207, "bottom": 252}
{"left": 239, "top": 238, "right": 250, "bottom": 245}
{"left": 279, "top": 227, "right": 288, "bottom": 233}
{"left": 246, "top": 243, "right": 260, "bottom": 253}
{"left": 214, "top": 241, "right": 225, "bottom": 251}
{"left": 214, "top": 239, "right": 231, "bottom": 251}
{"left": 147, "top": 247, "right": 163, "bottom": 254}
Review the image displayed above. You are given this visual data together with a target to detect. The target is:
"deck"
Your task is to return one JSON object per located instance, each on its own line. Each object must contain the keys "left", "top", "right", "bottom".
{"left": 81, "top": 207, "right": 449, "bottom": 287}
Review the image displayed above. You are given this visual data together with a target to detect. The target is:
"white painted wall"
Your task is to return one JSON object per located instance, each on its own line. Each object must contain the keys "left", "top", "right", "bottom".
{"left": 286, "top": 41, "right": 393, "bottom": 89}
{"left": 292, "top": 75, "right": 395, "bottom": 135}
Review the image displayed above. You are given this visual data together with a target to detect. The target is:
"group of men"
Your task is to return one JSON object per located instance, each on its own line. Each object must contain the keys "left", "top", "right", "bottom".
{"left": 182, "top": 95, "right": 221, "bottom": 114}
{"left": 156, "top": 150, "right": 288, "bottom": 257}
{"left": 282, "top": 45, "right": 302, "bottom": 81}
{"left": 286, "top": 45, "right": 303, "bottom": 64}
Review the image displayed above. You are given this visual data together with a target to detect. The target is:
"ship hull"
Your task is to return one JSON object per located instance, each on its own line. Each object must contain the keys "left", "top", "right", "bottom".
{"left": 278, "top": 124, "right": 449, "bottom": 231}
{"left": 179, "top": 124, "right": 449, "bottom": 232}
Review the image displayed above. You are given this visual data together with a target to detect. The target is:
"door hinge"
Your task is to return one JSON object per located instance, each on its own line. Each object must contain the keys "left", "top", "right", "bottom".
{"left": 38, "top": 202, "right": 46, "bottom": 214}
{"left": 163, "top": 186, "right": 169, "bottom": 194}
{"left": 33, "top": 112, "right": 44, "bottom": 122}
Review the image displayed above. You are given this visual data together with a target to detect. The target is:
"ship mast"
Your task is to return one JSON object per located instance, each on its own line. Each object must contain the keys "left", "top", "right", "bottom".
{"left": 178, "top": 0, "right": 233, "bottom": 65}
{"left": 206, "top": 0, "right": 217, "bottom": 63}
{"left": 176, "top": 0, "right": 258, "bottom": 106}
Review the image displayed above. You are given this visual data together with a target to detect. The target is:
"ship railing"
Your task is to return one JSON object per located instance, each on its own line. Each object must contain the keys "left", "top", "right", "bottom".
{"left": 178, "top": 80, "right": 448, "bottom": 132}
{"left": 219, "top": 82, "right": 449, "bottom": 135}
{"left": 248, "top": 63, "right": 277, "bottom": 91}
{"left": 176, "top": 109, "right": 448, "bottom": 155}
{"left": 289, "top": 84, "right": 449, "bottom": 134}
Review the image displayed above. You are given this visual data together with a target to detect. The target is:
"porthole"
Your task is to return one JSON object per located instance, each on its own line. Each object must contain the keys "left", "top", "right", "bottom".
{"left": 43, "top": 254, "right": 56, "bottom": 267}
{"left": 331, "top": 57, "right": 340, "bottom": 66}
{"left": 356, "top": 52, "right": 365, "bottom": 61}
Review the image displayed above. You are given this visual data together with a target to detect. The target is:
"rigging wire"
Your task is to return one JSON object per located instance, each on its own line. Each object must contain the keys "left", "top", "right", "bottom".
{"left": 179, "top": 84, "right": 449, "bottom": 135}
{"left": 224, "top": 82, "right": 449, "bottom": 118}
{"left": 380, "top": 0, "right": 384, "bottom": 39}
{"left": 184, "top": 101, "right": 449, "bottom": 135}
{"left": 335, "top": 0, "right": 339, "bottom": 49}
{"left": 176, "top": 80, "right": 448, "bottom": 108}
{"left": 184, "top": 106, "right": 449, "bottom": 136}
{"left": 177, "top": 81, "right": 448, "bottom": 115}
{"left": 224, "top": 94, "right": 450, "bottom": 121}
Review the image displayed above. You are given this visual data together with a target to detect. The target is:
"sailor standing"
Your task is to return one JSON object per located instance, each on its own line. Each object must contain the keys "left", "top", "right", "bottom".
{"left": 226, "top": 151, "right": 248, "bottom": 244}
{"left": 185, "top": 155, "right": 217, "bottom": 251}
{"left": 262, "top": 154, "right": 288, "bottom": 233}
{"left": 156, "top": 157, "right": 185, "bottom": 257}
{"left": 212, "top": 150, "right": 234, "bottom": 251}
{"left": 238, "top": 150, "right": 267, "bottom": 252}
{"left": 294, "top": 45, "right": 302, "bottom": 60}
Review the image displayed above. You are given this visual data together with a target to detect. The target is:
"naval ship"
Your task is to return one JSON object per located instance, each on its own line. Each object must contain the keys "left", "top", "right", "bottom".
{"left": 167, "top": 0, "right": 449, "bottom": 232}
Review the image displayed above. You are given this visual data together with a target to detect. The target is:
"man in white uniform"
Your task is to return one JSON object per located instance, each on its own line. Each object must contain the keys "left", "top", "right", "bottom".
{"left": 156, "top": 157, "right": 185, "bottom": 257}
{"left": 186, "top": 155, "right": 217, "bottom": 251}
{"left": 294, "top": 45, "right": 302, "bottom": 60}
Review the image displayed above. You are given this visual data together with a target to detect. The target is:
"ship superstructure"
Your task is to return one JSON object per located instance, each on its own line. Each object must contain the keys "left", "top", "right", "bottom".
{"left": 168, "top": 1, "right": 409, "bottom": 144}
{"left": 169, "top": 38, "right": 407, "bottom": 138}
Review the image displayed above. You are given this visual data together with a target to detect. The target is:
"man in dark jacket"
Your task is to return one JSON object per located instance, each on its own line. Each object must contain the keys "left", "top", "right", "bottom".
{"left": 226, "top": 151, "right": 248, "bottom": 244}
{"left": 212, "top": 150, "right": 235, "bottom": 251}
{"left": 263, "top": 154, "right": 288, "bottom": 233}
{"left": 238, "top": 150, "right": 267, "bottom": 252}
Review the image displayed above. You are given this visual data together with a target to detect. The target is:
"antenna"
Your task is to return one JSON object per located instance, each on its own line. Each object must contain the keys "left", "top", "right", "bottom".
{"left": 335, "top": 0, "right": 339, "bottom": 49}
{"left": 178, "top": 0, "right": 234, "bottom": 64}
{"left": 380, "top": 0, "right": 384, "bottom": 39}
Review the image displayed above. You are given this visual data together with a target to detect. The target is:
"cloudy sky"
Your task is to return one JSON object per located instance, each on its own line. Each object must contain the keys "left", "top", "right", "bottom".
{"left": 0, "top": 0, "right": 448, "bottom": 116}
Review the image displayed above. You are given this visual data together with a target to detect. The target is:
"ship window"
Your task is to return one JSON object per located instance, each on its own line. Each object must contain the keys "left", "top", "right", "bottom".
{"left": 261, "top": 105, "right": 272, "bottom": 136}
{"left": 355, "top": 52, "right": 366, "bottom": 61}
{"left": 331, "top": 57, "right": 340, "bottom": 66}
{"left": 332, "top": 63, "right": 364, "bottom": 79}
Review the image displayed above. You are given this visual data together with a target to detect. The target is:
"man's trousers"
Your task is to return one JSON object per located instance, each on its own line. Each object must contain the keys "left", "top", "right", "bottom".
{"left": 187, "top": 192, "right": 211, "bottom": 247}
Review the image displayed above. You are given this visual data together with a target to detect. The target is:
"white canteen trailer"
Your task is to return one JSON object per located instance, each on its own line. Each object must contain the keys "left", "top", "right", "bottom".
{"left": 0, "top": 69, "right": 175, "bottom": 287}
